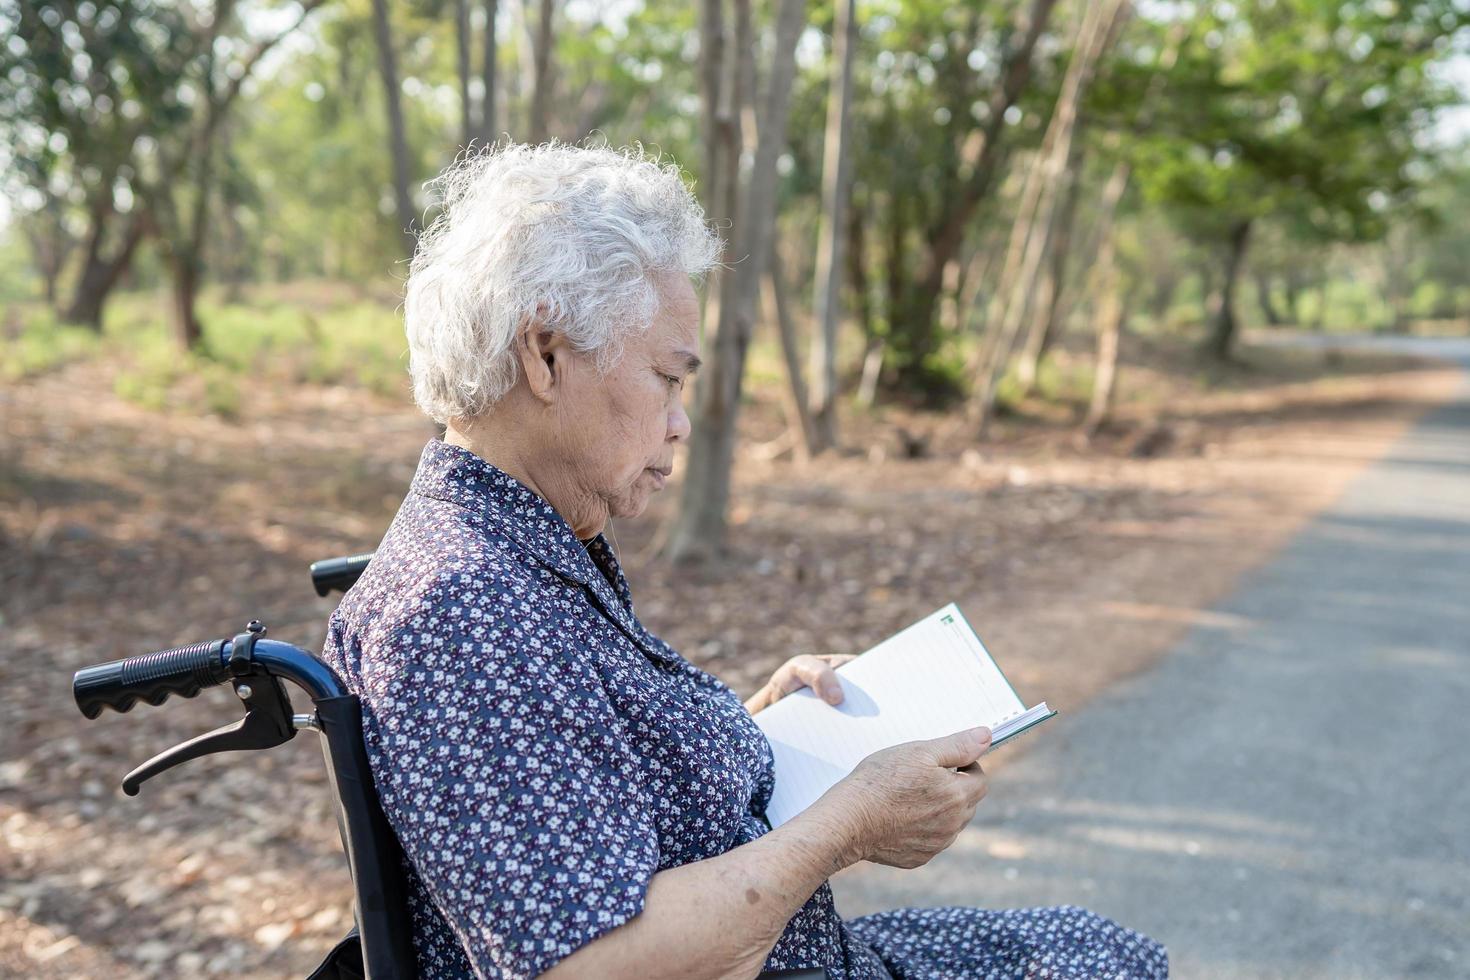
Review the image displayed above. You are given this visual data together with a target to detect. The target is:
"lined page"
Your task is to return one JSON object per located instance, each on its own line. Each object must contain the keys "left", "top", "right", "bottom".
{"left": 754, "top": 603, "right": 1036, "bottom": 828}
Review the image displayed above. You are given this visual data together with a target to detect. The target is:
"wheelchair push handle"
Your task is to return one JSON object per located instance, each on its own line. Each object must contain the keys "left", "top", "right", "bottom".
{"left": 73, "top": 638, "right": 230, "bottom": 719}
{"left": 310, "top": 552, "right": 374, "bottom": 596}
{"left": 71, "top": 623, "right": 350, "bottom": 795}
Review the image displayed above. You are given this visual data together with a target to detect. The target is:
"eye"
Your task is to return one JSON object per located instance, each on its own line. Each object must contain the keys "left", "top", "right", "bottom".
{"left": 661, "top": 372, "right": 685, "bottom": 391}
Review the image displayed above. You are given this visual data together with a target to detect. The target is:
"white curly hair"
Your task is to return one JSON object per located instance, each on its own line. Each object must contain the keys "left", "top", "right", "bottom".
{"left": 402, "top": 141, "right": 722, "bottom": 425}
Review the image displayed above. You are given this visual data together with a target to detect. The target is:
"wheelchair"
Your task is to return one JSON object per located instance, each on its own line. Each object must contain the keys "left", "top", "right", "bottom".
{"left": 71, "top": 552, "right": 829, "bottom": 979}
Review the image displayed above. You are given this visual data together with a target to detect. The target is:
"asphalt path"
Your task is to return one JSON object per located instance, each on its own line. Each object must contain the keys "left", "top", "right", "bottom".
{"left": 830, "top": 336, "right": 1470, "bottom": 979}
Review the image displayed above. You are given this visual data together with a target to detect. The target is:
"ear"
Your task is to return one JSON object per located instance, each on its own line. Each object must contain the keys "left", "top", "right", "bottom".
{"left": 514, "top": 309, "right": 571, "bottom": 406}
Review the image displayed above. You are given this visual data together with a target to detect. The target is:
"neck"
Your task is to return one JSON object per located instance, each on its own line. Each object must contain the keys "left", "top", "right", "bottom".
{"left": 443, "top": 418, "right": 605, "bottom": 541}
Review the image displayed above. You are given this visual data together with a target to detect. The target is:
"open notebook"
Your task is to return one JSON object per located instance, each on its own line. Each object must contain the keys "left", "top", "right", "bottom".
{"left": 753, "top": 603, "right": 1054, "bottom": 829}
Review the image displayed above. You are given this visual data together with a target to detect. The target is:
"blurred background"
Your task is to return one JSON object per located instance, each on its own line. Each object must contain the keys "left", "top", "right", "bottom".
{"left": 2, "top": 0, "right": 1468, "bottom": 977}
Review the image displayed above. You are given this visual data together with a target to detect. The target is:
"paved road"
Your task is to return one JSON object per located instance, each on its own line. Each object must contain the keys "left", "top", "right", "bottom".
{"left": 830, "top": 336, "right": 1470, "bottom": 979}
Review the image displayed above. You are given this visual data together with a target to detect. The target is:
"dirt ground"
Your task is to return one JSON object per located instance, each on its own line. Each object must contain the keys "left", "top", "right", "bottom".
{"left": 0, "top": 337, "right": 1460, "bottom": 977}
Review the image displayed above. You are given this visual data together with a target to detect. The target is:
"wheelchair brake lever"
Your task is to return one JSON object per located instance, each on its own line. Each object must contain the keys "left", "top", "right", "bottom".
{"left": 121, "top": 670, "right": 298, "bottom": 796}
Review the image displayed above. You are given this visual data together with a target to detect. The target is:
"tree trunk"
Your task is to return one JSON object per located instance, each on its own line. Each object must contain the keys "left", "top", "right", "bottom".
{"left": 1084, "top": 233, "right": 1126, "bottom": 437}
{"left": 846, "top": 199, "right": 885, "bottom": 409}
{"left": 856, "top": 336, "right": 885, "bottom": 409}
{"left": 64, "top": 207, "right": 149, "bottom": 329}
{"left": 846, "top": 196, "right": 876, "bottom": 359}
{"left": 23, "top": 194, "right": 73, "bottom": 309}
{"left": 766, "top": 254, "right": 818, "bottom": 462}
{"left": 888, "top": 0, "right": 1058, "bottom": 390}
{"left": 1254, "top": 269, "right": 1283, "bottom": 326}
{"left": 169, "top": 248, "right": 204, "bottom": 350}
{"left": 1015, "top": 140, "right": 1085, "bottom": 397}
{"left": 1381, "top": 228, "right": 1414, "bottom": 333}
{"left": 1310, "top": 267, "right": 1328, "bottom": 330}
{"left": 32, "top": 233, "right": 62, "bottom": 306}
{"left": 1195, "top": 262, "right": 1217, "bottom": 325}
{"left": 527, "top": 0, "right": 555, "bottom": 142}
{"left": 697, "top": 0, "right": 748, "bottom": 340}
{"left": 1150, "top": 272, "right": 1178, "bottom": 325}
{"left": 668, "top": 0, "right": 808, "bottom": 565}
{"left": 698, "top": 0, "right": 726, "bottom": 217}
{"left": 167, "top": 85, "right": 226, "bottom": 353}
{"left": 1206, "top": 219, "right": 1252, "bottom": 361}
{"left": 806, "top": 0, "right": 857, "bottom": 454}
{"left": 456, "top": 0, "right": 473, "bottom": 145}
{"left": 479, "top": 0, "right": 499, "bottom": 142}
{"left": 1283, "top": 268, "right": 1304, "bottom": 323}
{"left": 370, "top": 0, "right": 417, "bottom": 253}
{"left": 970, "top": 0, "right": 1128, "bottom": 430}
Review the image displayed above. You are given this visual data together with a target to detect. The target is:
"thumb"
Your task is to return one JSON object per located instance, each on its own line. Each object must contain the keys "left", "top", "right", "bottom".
{"left": 927, "top": 727, "right": 992, "bottom": 768}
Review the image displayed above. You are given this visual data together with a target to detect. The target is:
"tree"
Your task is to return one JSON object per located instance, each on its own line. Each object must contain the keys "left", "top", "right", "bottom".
{"left": 878, "top": 0, "right": 1060, "bottom": 396}
{"left": 668, "top": 0, "right": 808, "bottom": 565}
{"left": 805, "top": 0, "right": 858, "bottom": 454}
{"left": 148, "top": 0, "right": 329, "bottom": 348}
{"left": 1012, "top": 138, "right": 1084, "bottom": 395}
{"left": 371, "top": 0, "right": 418, "bottom": 255}
{"left": 2, "top": 0, "right": 329, "bottom": 343}
{"left": 454, "top": 0, "right": 500, "bottom": 146}
{"left": 480, "top": 0, "right": 499, "bottom": 143}
{"left": 1117, "top": 0, "right": 1470, "bottom": 359}
{"left": 527, "top": 0, "right": 556, "bottom": 142}
{"left": 1082, "top": 219, "right": 1127, "bottom": 436}
{"left": 0, "top": 0, "right": 185, "bottom": 327}
{"left": 456, "top": 0, "right": 473, "bottom": 145}
{"left": 968, "top": 0, "right": 1130, "bottom": 430}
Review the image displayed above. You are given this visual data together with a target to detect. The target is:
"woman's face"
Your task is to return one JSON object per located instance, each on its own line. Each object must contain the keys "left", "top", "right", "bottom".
{"left": 559, "top": 271, "right": 701, "bottom": 531}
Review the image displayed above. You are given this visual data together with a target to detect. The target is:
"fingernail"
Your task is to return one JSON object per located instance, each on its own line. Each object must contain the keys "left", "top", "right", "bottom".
{"left": 975, "top": 727, "right": 992, "bottom": 743}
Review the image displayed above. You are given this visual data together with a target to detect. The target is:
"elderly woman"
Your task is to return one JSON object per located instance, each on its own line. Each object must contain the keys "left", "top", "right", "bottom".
{"left": 322, "top": 144, "right": 1166, "bottom": 980}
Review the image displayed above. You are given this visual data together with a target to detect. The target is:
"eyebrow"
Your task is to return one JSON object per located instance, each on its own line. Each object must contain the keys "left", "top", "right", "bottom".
{"left": 675, "top": 351, "right": 702, "bottom": 374}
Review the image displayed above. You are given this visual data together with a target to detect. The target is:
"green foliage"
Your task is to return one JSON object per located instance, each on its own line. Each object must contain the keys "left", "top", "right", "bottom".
{"left": 0, "top": 229, "right": 41, "bottom": 303}
{"left": 2, "top": 0, "right": 1468, "bottom": 427}
{"left": 993, "top": 352, "right": 1094, "bottom": 412}
{"left": 1111, "top": 2, "right": 1470, "bottom": 246}
{"left": 0, "top": 306, "right": 101, "bottom": 380}
{"left": 102, "top": 285, "right": 408, "bottom": 417}
{"left": 828, "top": 1, "right": 1064, "bottom": 392}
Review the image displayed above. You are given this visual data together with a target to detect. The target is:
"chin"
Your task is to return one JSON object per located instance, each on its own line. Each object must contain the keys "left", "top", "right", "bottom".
{"left": 610, "top": 493, "right": 652, "bottom": 521}
{"left": 617, "top": 500, "right": 651, "bottom": 520}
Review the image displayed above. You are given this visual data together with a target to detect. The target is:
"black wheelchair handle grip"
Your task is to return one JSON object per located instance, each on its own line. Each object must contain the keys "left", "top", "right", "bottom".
{"left": 310, "top": 552, "right": 374, "bottom": 597}
{"left": 73, "top": 640, "right": 230, "bottom": 719}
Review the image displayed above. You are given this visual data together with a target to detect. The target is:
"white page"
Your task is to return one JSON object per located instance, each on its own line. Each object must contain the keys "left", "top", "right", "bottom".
{"left": 754, "top": 603, "right": 1044, "bottom": 828}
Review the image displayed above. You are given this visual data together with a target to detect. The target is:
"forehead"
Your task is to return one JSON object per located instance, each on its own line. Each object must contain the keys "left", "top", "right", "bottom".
{"left": 648, "top": 273, "right": 701, "bottom": 354}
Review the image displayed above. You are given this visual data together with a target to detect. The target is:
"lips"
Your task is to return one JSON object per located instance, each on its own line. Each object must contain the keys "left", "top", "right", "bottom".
{"left": 647, "top": 466, "right": 671, "bottom": 489}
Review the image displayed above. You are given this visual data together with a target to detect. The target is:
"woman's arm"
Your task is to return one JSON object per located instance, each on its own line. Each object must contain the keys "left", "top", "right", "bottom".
{"left": 544, "top": 727, "right": 991, "bottom": 980}
{"left": 544, "top": 800, "right": 856, "bottom": 979}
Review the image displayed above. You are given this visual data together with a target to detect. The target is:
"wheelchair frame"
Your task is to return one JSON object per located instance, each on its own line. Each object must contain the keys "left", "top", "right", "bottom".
{"left": 70, "top": 554, "right": 829, "bottom": 980}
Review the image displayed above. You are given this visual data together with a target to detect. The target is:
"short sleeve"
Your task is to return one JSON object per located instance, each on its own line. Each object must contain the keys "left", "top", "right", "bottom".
{"left": 358, "top": 566, "right": 660, "bottom": 979}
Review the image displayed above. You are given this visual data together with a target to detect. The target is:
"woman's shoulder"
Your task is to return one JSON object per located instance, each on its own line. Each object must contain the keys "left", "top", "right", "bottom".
{"left": 328, "top": 499, "right": 544, "bottom": 639}
{"left": 344, "top": 489, "right": 547, "bottom": 607}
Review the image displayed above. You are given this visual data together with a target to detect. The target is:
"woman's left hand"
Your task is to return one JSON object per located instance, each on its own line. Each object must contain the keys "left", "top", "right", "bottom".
{"left": 745, "top": 654, "right": 857, "bottom": 714}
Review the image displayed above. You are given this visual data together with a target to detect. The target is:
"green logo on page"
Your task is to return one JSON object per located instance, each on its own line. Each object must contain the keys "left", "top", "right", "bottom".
{"left": 941, "top": 614, "right": 954, "bottom": 624}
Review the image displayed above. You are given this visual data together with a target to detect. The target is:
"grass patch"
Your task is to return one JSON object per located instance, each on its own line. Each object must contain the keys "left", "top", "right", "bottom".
{"left": 96, "top": 287, "right": 409, "bottom": 417}
{"left": 1, "top": 307, "right": 103, "bottom": 380}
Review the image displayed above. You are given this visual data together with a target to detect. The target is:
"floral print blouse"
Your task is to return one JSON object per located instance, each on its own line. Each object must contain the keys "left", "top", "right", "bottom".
{"left": 321, "top": 438, "right": 1168, "bottom": 980}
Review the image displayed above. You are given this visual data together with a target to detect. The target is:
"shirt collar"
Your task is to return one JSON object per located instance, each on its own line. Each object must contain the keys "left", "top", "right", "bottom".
{"left": 408, "top": 437, "right": 670, "bottom": 662}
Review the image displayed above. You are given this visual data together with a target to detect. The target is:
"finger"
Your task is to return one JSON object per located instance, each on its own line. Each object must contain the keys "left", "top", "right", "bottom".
{"left": 787, "top": 655, "right": 844, "bottom": 705}
{"left": 927, "top": 727, "right": 992, "bottom": 768}
{"left": 956, "top": 767, "right": 988, "bottom": 805}
{"left": 751, "top": 681, "right": 782, "bottom": 711}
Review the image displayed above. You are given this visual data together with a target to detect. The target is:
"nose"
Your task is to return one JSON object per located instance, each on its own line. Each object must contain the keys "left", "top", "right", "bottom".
{"left": 668, "top": 398, "right": 691, "bottom": 444}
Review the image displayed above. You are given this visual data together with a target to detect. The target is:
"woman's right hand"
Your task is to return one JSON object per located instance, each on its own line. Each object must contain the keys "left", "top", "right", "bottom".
{"left": 820, "top": 727, "right": 991, "bottom": 869}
